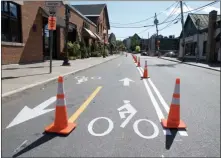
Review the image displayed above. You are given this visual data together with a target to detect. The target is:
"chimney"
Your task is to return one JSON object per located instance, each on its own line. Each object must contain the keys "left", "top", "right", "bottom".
{"left": 206, "top": 10, "right": 217, "bottom": 62}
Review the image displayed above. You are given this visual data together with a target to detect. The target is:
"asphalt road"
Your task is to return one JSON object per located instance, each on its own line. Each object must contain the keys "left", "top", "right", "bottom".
{"left": 2, "top": 54, "right": 220, "bottom": 157}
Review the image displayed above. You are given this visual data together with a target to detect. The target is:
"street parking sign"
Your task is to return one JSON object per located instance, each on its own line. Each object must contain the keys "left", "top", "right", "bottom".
{"left": 45, "top": 1, "right": 60, "bottom": 15}
{"left": 48, "top": 16, "right": 56, "bottom": 30}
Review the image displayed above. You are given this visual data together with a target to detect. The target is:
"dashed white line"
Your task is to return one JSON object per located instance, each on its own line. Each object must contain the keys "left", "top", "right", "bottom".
{"left": 137, "top": 67, "right": 171, "bottom": 136}
{"left": 138, "top": 66, "right": 188, "bottom": 137}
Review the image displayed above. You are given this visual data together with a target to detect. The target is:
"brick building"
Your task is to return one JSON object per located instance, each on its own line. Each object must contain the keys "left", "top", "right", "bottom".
{"left": 1, "top": 1, "right": 110, "bottom": 65}
{"left": 72, "top": 4, "right": 110, "bottom": 44}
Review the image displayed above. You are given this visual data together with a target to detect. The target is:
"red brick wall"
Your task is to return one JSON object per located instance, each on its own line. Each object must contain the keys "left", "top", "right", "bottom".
{"left": 97, "top": 8, "right": 109, "bottom": 43}
{"left": 2, "top": 1, "right": 45, "bottom": 64}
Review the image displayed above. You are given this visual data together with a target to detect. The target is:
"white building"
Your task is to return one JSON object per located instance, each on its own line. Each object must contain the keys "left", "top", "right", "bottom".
{"left": 178, "top": 11, "right": 221, "bottom": 62}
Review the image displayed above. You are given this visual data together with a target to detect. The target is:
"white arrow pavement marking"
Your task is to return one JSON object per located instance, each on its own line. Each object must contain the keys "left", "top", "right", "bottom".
{"left": 76, "top": 76, "right": 88, "bottom": 84}
{"left": 6, "top": 96, "right": 56, "bottom": 129}
{"left": 118, "top": 100, "right": 137, "bottom": 128}
{"left": 119, "top": 78, "right": 135, "bottom": 86}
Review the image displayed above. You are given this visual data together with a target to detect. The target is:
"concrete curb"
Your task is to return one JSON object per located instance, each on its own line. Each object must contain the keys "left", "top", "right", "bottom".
{"left": 160, "top": 57, "right": 220, "bottom": 72}
{"left": 2, "top": 55, "right": 121, "bottom": 98}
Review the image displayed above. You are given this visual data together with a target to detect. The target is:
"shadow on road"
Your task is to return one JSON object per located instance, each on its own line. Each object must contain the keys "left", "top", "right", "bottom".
{"left": 165, "top": 129, "right": 178, "bottom": 150}
{"left": 147, "top": 63, "right": 180, "bottom": 68}
{"left": 12, "top": 132, "right": 71, "bottom": 158}
{"left": 2, "top": 66, "right": 45, "bottom": 70}
{"left": 2, "top": 72, "right": 49, "bottom": 80}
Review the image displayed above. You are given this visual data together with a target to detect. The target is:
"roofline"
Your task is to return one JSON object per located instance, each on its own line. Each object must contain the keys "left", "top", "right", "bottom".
{"left": 66, "top": 4, "right": 97, "bottom": 27}
{"left": 100, "top": 4, "right": 110, "bottom": 30}
{"left": 84, "top": 15, "right": 100, "bottom": 17}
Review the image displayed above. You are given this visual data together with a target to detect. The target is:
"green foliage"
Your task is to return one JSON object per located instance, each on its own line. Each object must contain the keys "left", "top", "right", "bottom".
{"left": 79, "top": 40, "right": 87, "bottom": 59}
{"left": 67, "top": 41, "right": 81, "bottom": 58}
{"left": 135, "top": 45, "right": 141, "bottom": 53}
{"left": 131, "top": 35, "right": 140, "bottom": 51}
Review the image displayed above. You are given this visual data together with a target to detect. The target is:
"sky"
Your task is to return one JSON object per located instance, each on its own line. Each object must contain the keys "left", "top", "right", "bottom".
{"left": 70, "top": 1, "right": 220, "bottom": 40}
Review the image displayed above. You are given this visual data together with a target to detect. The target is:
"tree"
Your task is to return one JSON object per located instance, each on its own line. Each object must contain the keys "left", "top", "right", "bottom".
{"left": 108, "top": 33, "right": 117, "bottom": 55}
{"left": 135, "top": 45, "right": 141, "bottom": 53}
{"left": 130, "top": 35, "right": 140, "bottom": 51}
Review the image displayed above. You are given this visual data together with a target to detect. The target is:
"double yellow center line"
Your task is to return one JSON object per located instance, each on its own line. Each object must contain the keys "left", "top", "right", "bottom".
{"left": 68, "top": 86, "right": 102, "bottom": 123}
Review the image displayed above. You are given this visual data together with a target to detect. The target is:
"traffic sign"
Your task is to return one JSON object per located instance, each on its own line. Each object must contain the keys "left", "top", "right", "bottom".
{"left": 48, "top": 16, "right": 56, "bottom": 30}
{"left": 45, "top": 1, "right": 61, "bottom": 7}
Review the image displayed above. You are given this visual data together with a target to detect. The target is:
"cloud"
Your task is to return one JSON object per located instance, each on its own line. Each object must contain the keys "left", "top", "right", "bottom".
{"left": 164, "top": 5, "right": 220, "bottom": 16}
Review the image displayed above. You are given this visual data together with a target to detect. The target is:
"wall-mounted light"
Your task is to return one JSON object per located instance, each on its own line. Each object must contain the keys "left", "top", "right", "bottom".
{"left": 32, "top": 24, "right": 37, "bottom": 32}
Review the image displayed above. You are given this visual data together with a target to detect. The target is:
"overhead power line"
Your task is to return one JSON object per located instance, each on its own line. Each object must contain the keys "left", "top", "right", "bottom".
{"left": 158, "top": 1, "right": 219, "bottom": 31}
{"left": 110, "top": 1, "right": 178, "bottom": 26}
{"left": 160, "top": 1, "right": 180, "bottom": 24}
{"left": 119, "top": 1, "right": 219, "bottom": 38}
{"left": 111, "top": 17, "right": 181, "bottom": 28}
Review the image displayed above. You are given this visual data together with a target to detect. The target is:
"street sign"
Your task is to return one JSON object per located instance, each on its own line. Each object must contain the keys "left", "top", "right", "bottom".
{"left": 45, "top": 1, "right": 60, "bottom": 15}
{"left": 48, "top": 16, "right": 56, "bottom": 30}
{"left": 45, "top": 1, "right": 61, "bottom": 7}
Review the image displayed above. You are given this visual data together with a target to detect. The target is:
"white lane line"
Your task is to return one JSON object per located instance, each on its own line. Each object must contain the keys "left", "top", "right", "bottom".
{"left": 148, "top": 79, "right": 169, "bottom": 113}
{"left": 179, "top": 131, "right": 188, "bottom": 136}
{"left": 175, "top": 139, "right": 182, "bottom": 141}
{"left": 13, "top": 140, "right": 28, "bottom": 153}
{"left": 137, "top": 66, "right": 171, "bottom": 136}
{"left": 139, "top": 67, "right": 188, "bottom": 137}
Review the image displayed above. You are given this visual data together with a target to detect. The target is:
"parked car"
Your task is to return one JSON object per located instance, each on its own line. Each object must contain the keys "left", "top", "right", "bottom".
{"left": 141, "top": 50, "right": 149, "bottom": 56}
{"left": 164, "top": 51, "right": 177, "bottom": 58}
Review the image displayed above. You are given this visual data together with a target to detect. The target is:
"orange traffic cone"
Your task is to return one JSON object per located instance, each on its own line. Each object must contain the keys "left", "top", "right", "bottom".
{"left": 161, "top": 78, "right": 186, "bottom": 129}
{"left": 142, "top": 60, "right": 149, "bottom": 78}
{"left": 137, "top": 57, "right": 140, "bottom": 67}
{"left": 135, "top": 56, "right": 137, "bottom": 63}
{"left": 45, "top": 76, "right": 76, "bottom": 135}
{"left": 132, "top": 55, "right": 135, "bottom": 60}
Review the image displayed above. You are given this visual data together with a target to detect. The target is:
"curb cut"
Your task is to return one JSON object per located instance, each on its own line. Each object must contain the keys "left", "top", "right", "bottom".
{"left": 160, "top": 57, "right": 220, "bottom": 72}
{"left": 2, "top": 55, "right": 121, "bottom": 98}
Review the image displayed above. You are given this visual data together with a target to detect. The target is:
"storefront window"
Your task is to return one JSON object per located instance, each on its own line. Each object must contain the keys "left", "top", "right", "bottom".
{"left": 185, "top": 42, "right": 196, "bottom": 56}
{"left": 1, "top": 1, "right": 21, "bottom": 42}
{"left": 203, "top": 41, "right": 207, "bottom": 56}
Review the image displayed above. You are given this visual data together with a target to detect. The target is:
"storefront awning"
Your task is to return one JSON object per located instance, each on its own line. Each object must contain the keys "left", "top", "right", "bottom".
{"left": 93, "top": 33, "right": 102, "bottom": 41}
{"left": 83, "top": 28, "right": 96, "bottom": 39}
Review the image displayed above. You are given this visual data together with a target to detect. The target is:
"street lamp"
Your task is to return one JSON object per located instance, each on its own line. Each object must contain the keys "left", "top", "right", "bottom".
{"left": 62, "top": 4, "right": 71, "bottom": 66}
{"left": 103, "top": 29, "right": 107, "bottom": 58}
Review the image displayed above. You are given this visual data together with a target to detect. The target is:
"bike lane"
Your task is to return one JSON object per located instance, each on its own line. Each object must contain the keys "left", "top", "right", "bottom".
{"left": 7, "top": 55, "right": 170, "bottom": 157}
{"left": 51, "top": 55, "right": 167, "bottom": 157}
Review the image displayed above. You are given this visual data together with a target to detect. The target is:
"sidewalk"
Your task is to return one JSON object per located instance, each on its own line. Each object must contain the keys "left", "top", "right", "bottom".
{"left": 160, "top": 57, "right": 221, "bottom": 71}
{"left": 2, "top": 55, "right": 120, "bottom": 97}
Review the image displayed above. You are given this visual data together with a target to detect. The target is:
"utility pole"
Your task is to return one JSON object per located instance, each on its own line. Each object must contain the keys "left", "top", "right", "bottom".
{"left": 196, "top": 19, "right": 200, "bottom": 63}
{"left": 180, "top": 1, "right": 185, "bottom": 62}
{"left": 154, "top": 13, "right": 159, "bottom": 56}
{"left": 148, "top": 32, "right": 150, "bottom": 53}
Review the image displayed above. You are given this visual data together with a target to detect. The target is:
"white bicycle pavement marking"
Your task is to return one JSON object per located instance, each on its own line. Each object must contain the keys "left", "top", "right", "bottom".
{"left": 88, "top": 100, "right": 160, "bottom": 139}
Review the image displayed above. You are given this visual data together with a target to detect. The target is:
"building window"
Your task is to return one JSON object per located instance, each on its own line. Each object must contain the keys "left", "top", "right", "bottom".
{"left": 83, "top": 21, "right": 90, "bottom": 30}
{"left": 185, "top": 42, "right": 196, "bottom": 56}
{"left": 1, "top": 1, "right": 21, "bottom": 42}
{"left": 203, "top": 41, "right": 207, "bottom": 56}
